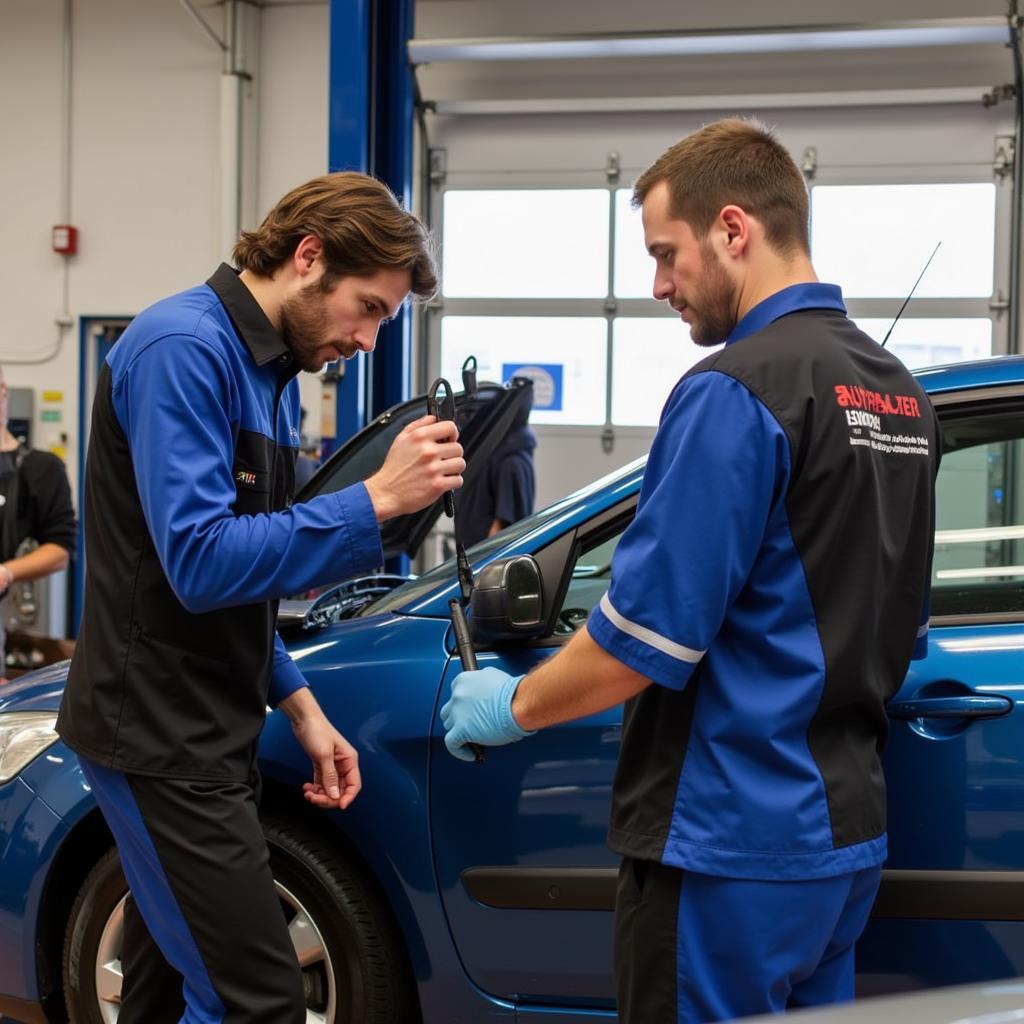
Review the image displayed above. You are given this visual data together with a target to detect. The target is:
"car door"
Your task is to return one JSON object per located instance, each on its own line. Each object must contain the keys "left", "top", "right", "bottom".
{"left": 859, "top": 385, "right": 1024, "bottom": 994}
{"left": 429, "top": 505, "right": 633, "bottom": 1013}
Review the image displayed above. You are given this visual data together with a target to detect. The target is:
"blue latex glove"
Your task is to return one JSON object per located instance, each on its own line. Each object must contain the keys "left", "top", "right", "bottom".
{"left": 440, "top": 667, "right": 535, "bottom": 762}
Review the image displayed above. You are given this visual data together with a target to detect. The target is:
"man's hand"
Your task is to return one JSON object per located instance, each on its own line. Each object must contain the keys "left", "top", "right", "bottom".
{"left": 365, "top": 414, "right": 465, "bottom": 522}
{"left": 279, "top": 689, "right": 361, "bottom": 809}
{"left": 440, "top": 667, "right": 535, "bottom": 762}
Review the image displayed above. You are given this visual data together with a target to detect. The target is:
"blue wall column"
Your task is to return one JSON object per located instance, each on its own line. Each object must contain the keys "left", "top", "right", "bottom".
{"left": 328, "top": 0, "right": 417, "bottom": 449}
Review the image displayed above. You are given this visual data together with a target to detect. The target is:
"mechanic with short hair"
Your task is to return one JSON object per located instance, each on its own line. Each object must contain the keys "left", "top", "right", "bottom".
{"left": 57, "top": 172, "right": 464, "bottom": 1024}
{"left": 443, "top": 119, "right": 939, "bottom": 1023}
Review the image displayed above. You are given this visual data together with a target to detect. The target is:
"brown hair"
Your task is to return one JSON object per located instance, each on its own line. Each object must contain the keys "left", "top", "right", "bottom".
{"left": 233, "top": 172, "right": 438, "bottom": 299}
{"left": 633, "top": 118, "right": 810, "bottom": 256}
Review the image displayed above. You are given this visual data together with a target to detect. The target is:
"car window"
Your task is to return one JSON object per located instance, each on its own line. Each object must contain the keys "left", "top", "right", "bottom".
{"left": 553, "top": 529, "right": 624, "bottom": 636}
{"left": 357, "top": 500, "right": 584, "bottom": 617}
{"left": 932, "top": 406, "right": 1024, "bottom": 618}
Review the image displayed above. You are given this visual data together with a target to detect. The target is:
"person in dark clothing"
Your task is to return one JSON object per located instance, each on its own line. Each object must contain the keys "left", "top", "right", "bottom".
{"left": 442, "top": 119, "right": 939, "bottom": 1023}
{"left": 56, "top": 172, "right": 464, "bottom": 1024}
{"left": 0, "top": 366, "right": 76, "bottom": 673}
{"left": 455, "top": 388, "right": 536, "bottom": 547}
{"left": 293, "top": 407, "right": 320, "bottom": 492}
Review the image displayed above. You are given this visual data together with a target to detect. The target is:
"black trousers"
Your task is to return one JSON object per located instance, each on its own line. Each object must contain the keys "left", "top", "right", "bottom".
{"left": 80, "top": 758, "right": 305, "bottom": 1024}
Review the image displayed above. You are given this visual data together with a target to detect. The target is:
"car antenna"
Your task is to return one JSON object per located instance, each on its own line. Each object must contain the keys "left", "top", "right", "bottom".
{"left": 881, "top": 241, "right": 941, "bottom": 348}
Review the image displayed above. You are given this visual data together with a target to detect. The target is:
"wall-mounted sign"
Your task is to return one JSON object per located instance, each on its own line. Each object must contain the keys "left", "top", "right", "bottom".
{"left": 41, "top": 410, "right": 62, "bottom": 423}
{"left": 42, "top": 390, "right": 64, "bottom": 403}
{"left": 502, "top": 363, "right": 563, "bottom": 412}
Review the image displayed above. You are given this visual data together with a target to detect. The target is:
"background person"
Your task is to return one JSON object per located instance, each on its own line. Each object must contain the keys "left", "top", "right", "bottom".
{"left": 442, "top": 119, "right": 939, "bottom": 1023}
{"left": 57, "top": 172, "right": 463, "bottom": 1024}
{"left": 293, "top": 405, "right": 320, "bottom": 491}
{"left": 454, "top": 382, "right": 536, "bottom": 547}
{"left": 0, "top": 367, "right": 76, "bottom": 677}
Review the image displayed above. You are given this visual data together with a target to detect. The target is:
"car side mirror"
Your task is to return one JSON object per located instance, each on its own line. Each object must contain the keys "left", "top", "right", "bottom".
{"left": 471, "top": 555, "right": 545, "bottom": 644}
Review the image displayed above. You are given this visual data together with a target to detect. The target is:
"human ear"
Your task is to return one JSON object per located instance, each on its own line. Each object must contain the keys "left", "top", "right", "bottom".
{"left": 294, "top": 235, "right": 324, "bottom": 275}
{"left": 718, "top": 206, "right": 749, "bottom": 255}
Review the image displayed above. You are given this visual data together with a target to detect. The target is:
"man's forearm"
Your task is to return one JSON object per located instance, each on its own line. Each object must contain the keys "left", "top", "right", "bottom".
{"left": 2, "top": 542, "right": 70, "bottom": 585}
{"left": 278, "top": 685, "right": 326, "bottom": 726}
{"left": 511, "top": 628, "right": 650, "bottom": 731}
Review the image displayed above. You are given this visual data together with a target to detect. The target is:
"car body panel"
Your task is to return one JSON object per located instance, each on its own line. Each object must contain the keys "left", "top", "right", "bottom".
{"left": 884, "top": 624, "right": 1024, "bottom": 875}
{"left": 431, "top": 649, "right": 620, "bottom": 1006}
{"left": 0, "top": 776, "right": 67, "bottom": 1006}
{"left": 257, "top": 613, "right": 517, "bottom": 1022}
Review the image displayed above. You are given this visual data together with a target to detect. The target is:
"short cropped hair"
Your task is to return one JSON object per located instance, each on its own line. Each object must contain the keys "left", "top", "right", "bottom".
{"left": 633, "top": 118, "right": 810, "bottom": 257}
{"left": 233, "top": 172, "right": 438, "bottom": 298}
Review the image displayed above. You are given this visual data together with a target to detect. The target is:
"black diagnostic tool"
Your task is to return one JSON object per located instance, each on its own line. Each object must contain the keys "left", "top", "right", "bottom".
{"left": 427, "top": 375, "right": 485, "bottom": 764}
{"left": 426, "top": 378, "right": 457, "bottom": 519}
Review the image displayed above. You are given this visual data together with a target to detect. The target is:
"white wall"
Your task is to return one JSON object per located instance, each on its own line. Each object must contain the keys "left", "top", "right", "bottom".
{"left": 257, "top": 2, "right": 331, "bottom": 429}
{"left": 0, "top": 0, "right": 330, "bottom": 498}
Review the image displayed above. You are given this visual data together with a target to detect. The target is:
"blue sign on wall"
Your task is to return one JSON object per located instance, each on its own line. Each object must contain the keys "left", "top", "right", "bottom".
{"left": 502, "top": 363, "right": 563, "bottom": 411}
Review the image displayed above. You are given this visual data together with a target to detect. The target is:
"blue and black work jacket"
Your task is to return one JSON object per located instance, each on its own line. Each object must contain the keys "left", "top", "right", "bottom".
{"left": 588, "top": 284, "right": 939, "bottom": 881}
{"left": 58, "top": 265, "right": 382, "bottom": 780}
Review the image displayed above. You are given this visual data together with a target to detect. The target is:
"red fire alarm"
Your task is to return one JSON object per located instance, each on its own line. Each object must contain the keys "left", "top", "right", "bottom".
{"left": 52, "top": 225, "right": 78, "bottom": 255}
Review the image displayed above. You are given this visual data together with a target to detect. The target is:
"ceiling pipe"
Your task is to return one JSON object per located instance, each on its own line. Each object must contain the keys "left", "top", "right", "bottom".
{"left": 408, "top": 18, "right": 1007, "bottom": 65}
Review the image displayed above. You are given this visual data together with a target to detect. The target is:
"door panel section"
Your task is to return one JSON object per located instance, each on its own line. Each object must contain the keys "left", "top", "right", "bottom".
{"left": 430, "top": 646, "right": 620, "bottom": 1007}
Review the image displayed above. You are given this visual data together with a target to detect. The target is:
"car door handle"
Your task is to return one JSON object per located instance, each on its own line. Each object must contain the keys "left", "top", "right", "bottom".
{"left": 887, "top": 695, "right": 1012, "bottom": 720}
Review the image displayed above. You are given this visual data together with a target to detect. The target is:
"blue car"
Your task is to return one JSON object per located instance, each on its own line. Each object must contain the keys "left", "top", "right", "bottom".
{"left": 1, "top": 357, "right": 1023, "bottom": 1024}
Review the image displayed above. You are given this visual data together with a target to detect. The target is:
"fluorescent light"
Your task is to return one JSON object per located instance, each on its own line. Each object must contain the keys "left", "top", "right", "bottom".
{"left": 433, "top": 88, "right": 989, "bottom": 117}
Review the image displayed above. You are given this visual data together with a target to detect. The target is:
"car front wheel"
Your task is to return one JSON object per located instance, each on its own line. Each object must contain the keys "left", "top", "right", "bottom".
{"left": 62, "top": 819, "right": 418, "bottom": 1023}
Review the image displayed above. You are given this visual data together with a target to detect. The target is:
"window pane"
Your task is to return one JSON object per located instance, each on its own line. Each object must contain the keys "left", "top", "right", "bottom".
{"left": 931, "top": 410, "right": 1024, "bottom": 617}
{"left": 811, "top": 183, "right": 996, "bottom": 298}
{"left": 442, "top": 190, "right": 610, "bottom": 298}
{"left": 614, "top": 188, "right": 653, "bottom": 299}
{"left": 440, "top": 316, "right": 607, "bottom": 425}
{"left": 554, "top": 530, "right": 623, "bottom": 636}
{"left": 854, "top": 318, "right": 992, "bottom": 370}
{"left": 612, "top": 319, "right": 722, "bottom": 426}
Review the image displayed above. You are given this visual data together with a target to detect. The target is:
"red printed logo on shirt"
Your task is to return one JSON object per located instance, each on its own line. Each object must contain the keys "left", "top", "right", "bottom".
{"left": 834, "top": 384, "right": 921, "bottom": 418}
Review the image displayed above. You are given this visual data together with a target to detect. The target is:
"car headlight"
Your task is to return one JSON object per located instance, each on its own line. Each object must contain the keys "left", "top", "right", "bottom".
{"left": 0, "top": 712, "right": 60, "bottom": 784}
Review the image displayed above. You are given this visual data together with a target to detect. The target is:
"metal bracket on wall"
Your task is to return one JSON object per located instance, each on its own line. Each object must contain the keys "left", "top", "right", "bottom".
{"left": 983, "top": 83, "right": 1016, "bottom": 109}
{"left": 429, "top": 147, "right": 447, "bottom": 186}
{"left": 994, "top": 134, "right": 1016, "bottom": 180}
{"left": 606, "top": 151, "right": 620, "bottom": 185}
{"left": 601, "top": 425, "right": 615, "bottom": 454}
{"left": 989, "top": 290, "right": 1010, "bottom": 318}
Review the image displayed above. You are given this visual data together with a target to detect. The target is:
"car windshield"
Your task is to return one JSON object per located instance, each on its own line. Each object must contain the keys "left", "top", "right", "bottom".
{"left": 359, "top": 455, "right": 648, "bottom": 617}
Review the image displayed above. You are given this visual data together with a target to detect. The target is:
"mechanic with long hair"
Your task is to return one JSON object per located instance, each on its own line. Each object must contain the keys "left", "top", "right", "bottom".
{"left": 57, "top": 173, "right": 464, "bottom": 1024}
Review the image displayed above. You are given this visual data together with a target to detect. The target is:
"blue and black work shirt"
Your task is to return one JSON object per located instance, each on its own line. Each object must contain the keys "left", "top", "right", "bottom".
{"left": 58, "top": 265, "right": 383, "bottom": 780}
{"left": 588, "top": 283, "right": 939, "bottom": 881}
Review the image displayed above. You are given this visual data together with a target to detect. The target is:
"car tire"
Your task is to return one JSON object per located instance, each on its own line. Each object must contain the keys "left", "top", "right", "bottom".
{"left": 263, "top": 816, "right": 421, "bottom": 1024}
{"left": 62, "top": 822, "right": 419, "bottom": 1024}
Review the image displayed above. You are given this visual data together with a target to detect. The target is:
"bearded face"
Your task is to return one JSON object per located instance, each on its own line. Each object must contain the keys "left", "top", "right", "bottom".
{"left": 687, "top": 240, "right": 739, "bottom": 347}
{"left": 279, "top": 281, "right": 343, "bottom": 373}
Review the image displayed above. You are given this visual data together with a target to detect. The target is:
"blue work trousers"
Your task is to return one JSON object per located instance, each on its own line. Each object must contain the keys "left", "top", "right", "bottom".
{"left": 614, "top": 856, "right": 882, "bottom": 1022}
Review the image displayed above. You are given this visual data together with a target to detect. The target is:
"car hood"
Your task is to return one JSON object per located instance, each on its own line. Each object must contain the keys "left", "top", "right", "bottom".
{"left": 0, "top": 660, "right": 71, "bottom": 713}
